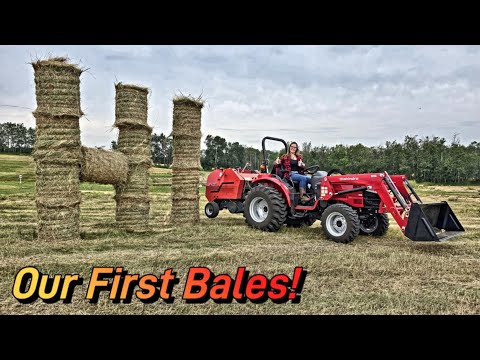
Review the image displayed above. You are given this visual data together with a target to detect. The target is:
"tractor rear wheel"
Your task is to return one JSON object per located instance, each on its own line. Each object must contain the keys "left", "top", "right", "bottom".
{"left": 359, "top": 213, "right": 389, "bottom": 236}
{"left": 321, "top": 203, "right": 360, "bottom": 243}
{"left": 205, "top": 202, "right": 220, "bottom": 218}
{"left": 244, "top": 185, "right": 287, "bottom": 232}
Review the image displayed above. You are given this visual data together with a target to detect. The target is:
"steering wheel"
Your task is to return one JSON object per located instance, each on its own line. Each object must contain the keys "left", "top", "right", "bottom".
{"left": 327, "top": 168, "right": 345, "bottom": 176}
{"left": 304, "top": 165, "right": 320, "bottom": 174}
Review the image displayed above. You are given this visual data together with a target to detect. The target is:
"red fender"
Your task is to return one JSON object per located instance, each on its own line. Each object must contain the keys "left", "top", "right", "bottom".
{"left": 251, "top": 176, "right": 292, "bottom": 207}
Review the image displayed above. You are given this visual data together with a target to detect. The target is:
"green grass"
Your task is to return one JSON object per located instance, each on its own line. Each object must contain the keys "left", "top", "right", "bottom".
{"left": 1, "top": 154, "right": 479, "bottom": 315}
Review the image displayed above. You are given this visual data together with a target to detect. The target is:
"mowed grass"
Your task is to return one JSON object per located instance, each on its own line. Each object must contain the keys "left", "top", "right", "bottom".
{"left": 0, "top": 154, "right": 479, "bottom": 315}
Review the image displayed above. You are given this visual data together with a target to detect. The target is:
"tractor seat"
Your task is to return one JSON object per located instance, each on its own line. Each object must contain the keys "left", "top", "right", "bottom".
{"left": 270, "top": 166, "right": 300, "bottom": 188}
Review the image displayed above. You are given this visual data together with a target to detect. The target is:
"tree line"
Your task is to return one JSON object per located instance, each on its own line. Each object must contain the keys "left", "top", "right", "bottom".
{"left": 198, "top": 134, "right": 480, "bottom": 184}
{"left": 2, "top": 122, "right": 479, "bottom": 184}
{"left": 0, "top": 122, "right": 35, "bottom": 153}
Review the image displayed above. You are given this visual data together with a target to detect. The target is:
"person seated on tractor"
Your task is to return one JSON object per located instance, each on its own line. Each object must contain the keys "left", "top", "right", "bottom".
{"left": 274, "top": 141, "right": 311, "bottom": 203}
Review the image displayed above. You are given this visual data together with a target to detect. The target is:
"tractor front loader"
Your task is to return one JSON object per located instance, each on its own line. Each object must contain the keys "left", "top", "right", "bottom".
{"left": 205, "top": 136, "right": 465, "bottom": 244}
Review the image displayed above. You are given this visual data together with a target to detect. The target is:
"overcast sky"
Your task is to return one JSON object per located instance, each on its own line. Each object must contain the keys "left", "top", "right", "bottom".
{"left": 0, "top": 45, "right": 479, "bottom": 150}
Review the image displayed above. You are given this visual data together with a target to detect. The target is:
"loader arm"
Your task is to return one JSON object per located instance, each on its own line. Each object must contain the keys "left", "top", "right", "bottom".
{"left": 374, "top": 172, "right": 464, "bottom": 241}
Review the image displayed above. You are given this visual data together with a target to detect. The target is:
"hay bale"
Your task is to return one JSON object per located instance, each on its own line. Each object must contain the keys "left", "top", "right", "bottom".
{"left": 80, "top": 146, "right": 128, "bottom": 185}
{"left": 170, "top": 95, "right": 203, "bottom": 225}
{"left": 171, "top": 135, "right": 202, "bottom": 169}
{"left": 114, "top": 83, "right": 152, "bottom": 230}
{"left": 117, "top": 126, "right": 153, "bottom": 162}
{"left": 171, "top": 183, "right": 200, "bottom": 197}
{"left": 114, "top": 83, "right": 149, "bottom": 128}
{"left": 172, "top": 96, "right": 203, "bottom": 137}
{"left": 169, "top": 197, "right": 200, "bottom": 224}
{"left": 114, "top": 164, "right": 150, "bottom": 195}
{"left": 114, "top": 195, "right": 151, "bottom": 230}
{"left": 34, "top": 115, "right": 81, "bottom": 147}
{"left": 32, "top": 57, "right": 83, "bottom": 241}
{"left": 171, "top": 171, "right": 199, "bottom": 195}
{"left": 35, "top": 162, "right": 81, "bottom": 206}
{"left": 32, "top": 57, "right": 83, "bottom": 117}
{"left": 37, "top": 205, "right": 80, "bottom": 241}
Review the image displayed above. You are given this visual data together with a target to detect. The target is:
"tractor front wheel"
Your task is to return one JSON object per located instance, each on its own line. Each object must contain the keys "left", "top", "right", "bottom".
{"left": 359, "top": 213, "right": 389, "bottom": 236}
{"left": 321, "top": 203, "right": 360, "bottom": 243}
{"left": 244, "top": 185, "right": 287, "bottom": 232}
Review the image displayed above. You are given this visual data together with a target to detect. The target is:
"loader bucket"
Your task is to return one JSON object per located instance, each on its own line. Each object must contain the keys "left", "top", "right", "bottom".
{"left": 405, "top": 202, "right": 465, "bottom": 241}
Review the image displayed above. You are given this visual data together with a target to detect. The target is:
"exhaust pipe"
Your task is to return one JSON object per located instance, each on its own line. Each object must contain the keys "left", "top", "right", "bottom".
{"left": 405, "top": 202, "right": 465, "bottom": 241}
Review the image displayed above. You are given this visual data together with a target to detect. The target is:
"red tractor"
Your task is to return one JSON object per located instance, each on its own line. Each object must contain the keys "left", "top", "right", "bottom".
{"left": 204, "top": 136, "right": 465, "bottom": 243}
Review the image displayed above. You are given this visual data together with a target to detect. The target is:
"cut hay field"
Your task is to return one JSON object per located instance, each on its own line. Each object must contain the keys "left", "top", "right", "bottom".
{"left": 0, "top": 154, "right": 479, "bottom": 315}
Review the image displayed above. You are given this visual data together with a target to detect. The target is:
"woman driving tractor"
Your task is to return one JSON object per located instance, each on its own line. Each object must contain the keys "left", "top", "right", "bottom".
{"left": 274, "top": 141, "right": 312, "bottom": 203}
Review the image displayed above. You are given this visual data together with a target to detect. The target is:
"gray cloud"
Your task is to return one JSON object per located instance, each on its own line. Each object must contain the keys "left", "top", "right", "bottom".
{"left": 1, "top": 45, "right": 479, "bottom": 149}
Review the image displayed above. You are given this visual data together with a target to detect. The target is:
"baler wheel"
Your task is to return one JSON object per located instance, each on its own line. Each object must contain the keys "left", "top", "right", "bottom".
{"left": 205, "top": 201, "right": 220, "bottom": 218}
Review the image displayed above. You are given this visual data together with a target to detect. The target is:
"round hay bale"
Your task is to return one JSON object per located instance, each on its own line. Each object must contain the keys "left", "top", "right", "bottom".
{"left": 80, "top": 146, "right": 128, "bottom": 185}
{"left": 32, "top": 57, "right": 83, "bottom": 117}
{"left": 37, "top": 205, "right": 80, "bottom": 241}
{"left": 171, "top": 168, "right": 199, "bottom": 175}
{"left": 35, "top": 162, "right": 81, "bottom": 207}
{"left": 117, "top": 126, "right": 153, "bottom": 161}
{"left": 172, "top": 158, "right": 202, "bottom": 169}
{"left": 171, "top": 135, "right": 202, "bottom": 169}
{"left": 114, "top": 164, "right": 150, "bottom": 195}
{"left": 33, "top": 148, "right": 82, "bottom": 165}
{"left": 114, "top": 83, "right": 149, "bottom": 128}
{"left": 171, "top": 193, "right": 200, "bottom": 201}
{"left": 115, "top": 195, "right": 151, "bottom": 230}
{"left": 169, "top": 196, "right": 200, "bottom": 224}
{"left": 34, "top": 115, "right": 81, "bottom": 148}
{"left": 173, "top": 95, "right": 204, "bottom": 108}
{"left": 171, "top": 183, "right": 200, "bottom": 197}
{"left": 172, "top": 96, "right": 203, "bottom": 137}
{"left": 171, "top": 172, "right": 200, "bottom": 184}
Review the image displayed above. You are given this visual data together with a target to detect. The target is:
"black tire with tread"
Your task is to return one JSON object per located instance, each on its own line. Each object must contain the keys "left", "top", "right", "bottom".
{"left": 321, "top": 203, "right": 360, "bottom": 243}
{"left": 243, "top": 185, "right": 287, "bottom": 232}
{"left": 359, "top": 213, "right": 389, "bottom": 236}
{"left": 286, "top": 214, "right": 316, "bottom": 228}
{"left": 205, "top": 201, "right": 220, "bottom": 218}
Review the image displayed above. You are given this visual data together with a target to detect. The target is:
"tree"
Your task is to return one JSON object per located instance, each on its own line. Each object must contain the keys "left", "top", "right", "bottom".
{"left": 0, "top": 122, "right": 35, "bottom": 153}
{"left": 202, "top": 135, "right": 228, "bottom": 169}
{"left": 151, "top": 132, "right": 172, "bottom": 166}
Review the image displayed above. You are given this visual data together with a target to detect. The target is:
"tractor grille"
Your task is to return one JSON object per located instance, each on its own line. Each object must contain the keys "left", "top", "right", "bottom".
{"left": 363, "top": 190, "right": 381, "bottom": 208}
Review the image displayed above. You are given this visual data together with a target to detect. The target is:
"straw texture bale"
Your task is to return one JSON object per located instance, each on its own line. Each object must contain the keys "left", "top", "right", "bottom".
{"left": 32, "top": 57, "right": 83, "bottom": 241}
{"left": 114, "top": 83, "right": 152, "bottom": 230}
{"left": 114, "top": 83, "right": 149, "bottom": 128}
{"left": 117, "top": 126, "right": 153, "bottom": 163}
{"left": 170, "top": 96, "right": 203, "bottom": 224}
{"left": 80, "top": 146, "right": 128, "bottom": 185}
{"left": 171, "top": 96, "right": 203, "bottom": 137}
{"left": 114, "top": 194, "right": 151, "bottom": 230}
{"left": 32, "top": 57, "right": 83, "bottom": 117}
{"left": 37, "top": 206, "right": 80, "bottom": 242}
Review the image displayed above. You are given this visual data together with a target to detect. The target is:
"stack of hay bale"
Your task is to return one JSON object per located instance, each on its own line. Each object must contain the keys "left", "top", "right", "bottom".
{"left": 170, "top": 96, "right": 204, "bottom": 224}
{"left": 114, "top": 83, "right": 152, "bottom": 231}
{"left": 31, "top": 57, "right": 83, "bottom": 241}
